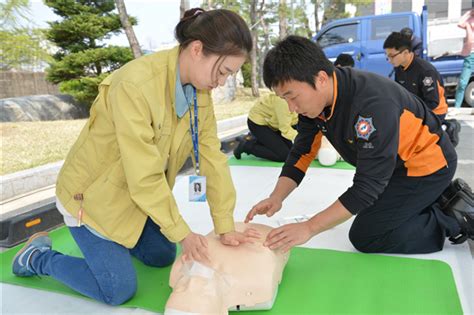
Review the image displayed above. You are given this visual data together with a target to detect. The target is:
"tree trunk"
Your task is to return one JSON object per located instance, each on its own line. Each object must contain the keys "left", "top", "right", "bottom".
{"left": 279, "top": 0, "right": 287, "bottom": 40}
{"left": 250, "top": 0, "right": 259, "bottom": 97}
{"left": 301, "top": 0, "right": 313, "bottom": 38}
{"left": 180, "top": 0, "right": 190, "bottom": 18}
{"left": 115, "top": 0, "right": 142, "bottom": 59}
{"left": 314, "top": 0, "right": 320, "bottom": 32}
{"left": 260, "top": 18, "right": 271, "bottom": 87}
{"left": 203, "top": 0, "right": 213, "bottom": 10}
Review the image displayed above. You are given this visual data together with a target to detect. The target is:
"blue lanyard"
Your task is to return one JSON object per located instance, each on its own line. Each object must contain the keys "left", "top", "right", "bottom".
{"left": 188, "top": 88, "right": 200, "bottom": 174}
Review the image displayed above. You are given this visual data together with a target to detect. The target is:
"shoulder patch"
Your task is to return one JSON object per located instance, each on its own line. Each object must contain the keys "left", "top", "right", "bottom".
{"left": 422, "top": 76, "right": 433, "bottom": 86}
{"left": 354, "top": 116, "right": 376, "bottom": 140}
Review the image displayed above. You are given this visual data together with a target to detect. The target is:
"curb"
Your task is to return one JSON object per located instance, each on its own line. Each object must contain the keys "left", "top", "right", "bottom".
{"left": 0, "top": 115, "right": 248, "bottom": 202}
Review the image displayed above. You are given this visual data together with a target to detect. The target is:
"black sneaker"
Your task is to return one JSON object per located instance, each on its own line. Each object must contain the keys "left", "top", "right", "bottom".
{"left": 438, "top": 178, "right": 474, "bottom": 243}
{"left": 233, "top": 141, "right": 246, "bottom": 160}
{"left": 236, "top": 133, "right": 254, "bottom": 143}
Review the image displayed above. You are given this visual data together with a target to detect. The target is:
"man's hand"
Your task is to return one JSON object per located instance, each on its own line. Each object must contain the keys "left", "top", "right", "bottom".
{"left": 245, "top": 196, "right": 283, "bottom": 223}
{"left": 220, "top": 228, "right": 262, "bottom": 246}
{"left": 180, "top": 232, "right": 210, "bottom": 263}
{"left": 264, "top": 221, "right": 313, "bottom": 253}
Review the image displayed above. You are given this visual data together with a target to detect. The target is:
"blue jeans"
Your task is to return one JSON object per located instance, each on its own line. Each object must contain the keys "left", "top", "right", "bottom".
{"left": 30, "top": 217, "right": 176, "bottom": 305}
{"left": 454, "top": 52, "right": 474, "bottom": 108}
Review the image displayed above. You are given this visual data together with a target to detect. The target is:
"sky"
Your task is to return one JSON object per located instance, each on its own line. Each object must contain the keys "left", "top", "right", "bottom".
{"left": 27, "top": 0, "right": 317, "bottom": 51}
{"left": 29, "top": 0, "right": 202, "bottom": 51}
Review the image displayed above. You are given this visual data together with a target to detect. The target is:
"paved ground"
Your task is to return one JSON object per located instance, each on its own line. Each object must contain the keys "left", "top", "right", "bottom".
{"left": 449, "top": 113, "right": 474, "bottom": 254}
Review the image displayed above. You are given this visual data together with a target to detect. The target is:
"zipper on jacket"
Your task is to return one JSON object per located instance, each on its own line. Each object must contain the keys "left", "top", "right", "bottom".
{"left": 74, "top": 193, "right": 85, "bottom": 227}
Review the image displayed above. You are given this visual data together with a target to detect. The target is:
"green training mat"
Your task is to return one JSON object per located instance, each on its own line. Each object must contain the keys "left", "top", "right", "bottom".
{"left": 228, "top": 155, "right": 355, "bottom": 170}
{"left": 0, "top": 227, "right": 462, "bottom": 314}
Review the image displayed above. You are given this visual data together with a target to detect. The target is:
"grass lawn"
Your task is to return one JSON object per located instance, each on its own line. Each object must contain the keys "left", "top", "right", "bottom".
{"left": 213, "top": 87, "right": 271, "bottom": 120}
{"left": 1, "top": 120, "right": 87, "bottom": 175}
{"left": 1, "top": 88, "right": 270, "bottom": 175}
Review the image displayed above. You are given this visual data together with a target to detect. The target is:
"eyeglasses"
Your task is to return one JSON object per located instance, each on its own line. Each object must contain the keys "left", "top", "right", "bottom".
{"left": 386, "top": 51, "right": 403, "bottom": 60}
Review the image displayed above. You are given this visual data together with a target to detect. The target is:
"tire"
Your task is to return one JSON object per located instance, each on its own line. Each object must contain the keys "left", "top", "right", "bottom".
{"left": 464, "top": 80, "right": 474, "bottom": 107}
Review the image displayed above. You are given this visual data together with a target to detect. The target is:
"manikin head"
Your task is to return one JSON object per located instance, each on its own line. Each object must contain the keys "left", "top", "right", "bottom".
{"left": 165, "top": 223, "right": 290, "bottom": 315}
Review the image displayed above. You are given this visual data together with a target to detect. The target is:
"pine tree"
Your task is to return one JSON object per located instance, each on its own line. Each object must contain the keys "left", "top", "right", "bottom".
{"left": 44, "top": 0, "right": 134, "bottom": 107}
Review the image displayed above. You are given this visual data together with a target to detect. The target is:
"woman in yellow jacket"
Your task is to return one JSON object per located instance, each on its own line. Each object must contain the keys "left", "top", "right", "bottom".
{"left": 12, "top": 8, "right": 257, "bottom": 305}
{"left": 234, "top": 93, "right": 298, "bottom": 162}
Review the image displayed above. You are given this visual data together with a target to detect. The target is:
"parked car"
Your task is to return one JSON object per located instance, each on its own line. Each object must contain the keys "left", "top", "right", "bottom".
{"left": 313, "top": 6, "right": 473, "bottom": 106}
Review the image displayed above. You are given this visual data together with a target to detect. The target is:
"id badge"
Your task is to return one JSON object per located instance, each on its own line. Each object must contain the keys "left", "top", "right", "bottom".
{"left": 189, "top": 175, "right": 206, "bottom": 202}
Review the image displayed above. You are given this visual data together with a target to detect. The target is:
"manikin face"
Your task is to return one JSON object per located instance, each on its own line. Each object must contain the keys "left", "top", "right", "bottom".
{"left": 384, "top": 47, "right": 410, "bottom": 67}
{"left": 188, "top": 41, "right": 246, "bottom": 91}
{"left": 274, "top": 72, "right": 332, "bottom": 119}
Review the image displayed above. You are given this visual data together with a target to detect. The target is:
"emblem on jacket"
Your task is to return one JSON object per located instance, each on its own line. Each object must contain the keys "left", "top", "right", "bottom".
{"left": 422, "top": 76, "right": 433, "bottom": 86}
{"left": 354, "top": 116, "right": 376, "bottom": 140}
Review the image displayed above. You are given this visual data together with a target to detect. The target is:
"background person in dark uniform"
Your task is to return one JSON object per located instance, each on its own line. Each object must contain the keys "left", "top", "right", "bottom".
{"left": 245, "top": 36, "right": 473, "bottom": 254}
{"left": 334, "top": 53, "right": 355, "bottom": 67}
{"left": 400, "top": 27, "right": 423, "bottom": 57}
{"left": 383, "top": 32, "right": 460, "bottom": 147}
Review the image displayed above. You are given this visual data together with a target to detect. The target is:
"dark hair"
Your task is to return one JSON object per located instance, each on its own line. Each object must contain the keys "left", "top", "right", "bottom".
{"left": 383, "top": 32, "right": 412, "bottom": 52}
{"left": 400, "top": 27, "right": 413, "bottom": 38}
{"left": 263, "top": 35, "right": 334, "bottom": 89}
{"left": 334, "top": 53, "right": 354, "bottom": 67}
{"left": 175, "top": 8, "right": 252, "bottom": 57}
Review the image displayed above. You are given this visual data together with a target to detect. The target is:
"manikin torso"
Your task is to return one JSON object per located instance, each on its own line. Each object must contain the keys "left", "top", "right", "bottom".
{"left": 165, "top": 223, "right": 290, "bottom": 315}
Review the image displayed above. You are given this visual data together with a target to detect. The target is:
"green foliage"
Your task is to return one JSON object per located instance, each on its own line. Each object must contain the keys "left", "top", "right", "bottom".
{"left": 46, "top": 14, "right": 123, "bottom": 55}
{"left": 0, "top": 0, "right": 52, "bottom": 71}
{"left": 45, "top": 0, "right": 134, "bottom": 108}
{"left": 322, "top": 0, "right": 373, "bottom": 25}
{"left": 0, "top": 28, "right": 52, "bottom": 71}
{"left": 47, "top": 46, "right": 132, "bottom": 83}
{"left": 241, "top": 61, "right": 251, "bottom": 87}
{"left": 59, "top": 73, "right": 109, "bottom": 105}
{"left": 322, "top": 0, "right": 350, "bottom": 25}
{"left": 0, "top": 0, "right": 30, "bottom": 29}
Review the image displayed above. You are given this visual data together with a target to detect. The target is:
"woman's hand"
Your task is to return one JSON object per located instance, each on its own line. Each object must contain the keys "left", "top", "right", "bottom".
{"left": 220, "top": 228, "right": 262, "bottom": 246}
{"left": 180, "top": 232, "right": 210, "bottom": 263}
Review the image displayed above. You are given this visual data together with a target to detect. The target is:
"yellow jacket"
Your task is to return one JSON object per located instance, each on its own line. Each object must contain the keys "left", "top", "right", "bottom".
{"left": 56, "top": 47, "right": 236, "bottom": 248}
{"left": 248, "top": 94, "right": 298, "bottom": 141}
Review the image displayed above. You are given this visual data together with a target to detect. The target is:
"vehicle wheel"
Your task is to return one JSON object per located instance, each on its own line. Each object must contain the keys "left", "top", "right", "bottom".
{"left": 464, "top": 80, "right": 474, "bottom": 107}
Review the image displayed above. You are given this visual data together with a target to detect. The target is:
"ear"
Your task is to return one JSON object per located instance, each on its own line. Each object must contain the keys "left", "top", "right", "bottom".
{"left": 315, "top": 71, "right": 329, "bottom": 88}
{"left": 189, "top": 40, "right": 204, "bottom": 60}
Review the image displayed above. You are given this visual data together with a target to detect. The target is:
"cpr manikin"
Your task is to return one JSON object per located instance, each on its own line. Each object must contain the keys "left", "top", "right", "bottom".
{"left": 164, "top": 223, "right": 290, "bottom": 315}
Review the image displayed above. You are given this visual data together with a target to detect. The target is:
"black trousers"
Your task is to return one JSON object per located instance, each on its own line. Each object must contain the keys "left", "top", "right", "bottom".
{"left": 348, "top": 158, "right": 460, "bottom": 254}
{"left": 243, "top": 119, "right": 294, "bottom": 162}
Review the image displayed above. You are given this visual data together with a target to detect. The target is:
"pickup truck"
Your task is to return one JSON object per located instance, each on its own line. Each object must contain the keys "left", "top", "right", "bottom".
{"left": 313, "top": 6, "right": 473, "bottom": 107}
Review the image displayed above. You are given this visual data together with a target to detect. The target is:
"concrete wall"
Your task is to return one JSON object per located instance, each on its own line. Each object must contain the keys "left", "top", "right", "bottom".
{"left": 0, "top": 72, "right": 59, "bottom": 99}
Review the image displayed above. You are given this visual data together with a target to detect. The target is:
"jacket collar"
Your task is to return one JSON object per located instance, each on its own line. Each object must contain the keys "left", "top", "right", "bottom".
{"left": 402, "top": 53, "right": 415, "bottom": 71}
{"left": 318, "top": 70, "right": 338, "bottom": 122}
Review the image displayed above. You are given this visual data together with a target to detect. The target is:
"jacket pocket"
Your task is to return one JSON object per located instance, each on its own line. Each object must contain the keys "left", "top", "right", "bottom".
{"left": 83, "top": 163, "right": 137, "bottom": 228}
